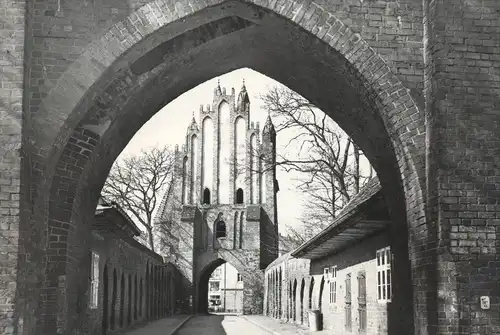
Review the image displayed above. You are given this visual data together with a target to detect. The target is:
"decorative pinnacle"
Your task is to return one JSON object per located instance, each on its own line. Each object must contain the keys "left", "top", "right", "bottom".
{"left": 215, "top": 78, "right": 222, "bottom": 95}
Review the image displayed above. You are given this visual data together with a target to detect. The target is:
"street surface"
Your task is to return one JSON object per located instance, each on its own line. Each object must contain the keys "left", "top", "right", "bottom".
{"left": 174, "top": 315, "right": 272, "bottom": 335}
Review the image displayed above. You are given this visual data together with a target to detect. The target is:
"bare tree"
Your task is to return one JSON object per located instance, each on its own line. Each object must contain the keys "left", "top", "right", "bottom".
{"left": 101, "top": 145, "right": 176, "bottom": 251}
{"left": 258, "top": 86, "right": 373, "bottom": 240}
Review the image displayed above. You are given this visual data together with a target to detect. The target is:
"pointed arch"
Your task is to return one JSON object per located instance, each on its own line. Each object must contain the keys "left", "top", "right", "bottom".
{"left": 319, "top": 276, "right": 325, "bottom": 312}
{"left": 111, "top": 268, "right": 117, "bottom": 330}
{"left": 102, "top": 264, "right": 109, "bottom": 334}
{"left": 127, "top": 273, "right": 132, "bottom": 325}
{"left": 203, "top": 187, "right": 211, "bottom": 204}
{"left": 218, "top": 100, "right": 231, "bottom": 204}
{"left": 234, "top": 116, "right": 246, "bottom": 195}
{"left": 239, "top": 211, "right": 244, "bottom": 249}
{"left": 250, "top": 134, "right": 258, "bottom": 204}
{"left": 235, "top": 188, "right": 244, "bottom": 204}
{"left": 292, "top": 279, "right": 297, "bottom": 322}
{"left": 278, "top": 268, "right": 282, "bottom": 319}
{"left": 119, "top": 273, "right": 125, "bottom": 328}
{"left": 145, "top": 264, "right": 149, "bottom": 319}
{"left": 139, "top": 276, "right": 143, "bottom": 318}
{"left": 309, "top": 277, "right": 315, "bottom": 310}
{"left": 300, "top": 278, "right": 305, "bottom": 324}
{"left": 202, "top": 116, "right": 214, "bottom": 197}
{"left": 190, "top": 134, "right": 198, "bottom": 204}
{"left": 233, "top": 212, "right": 239, "bottom": 249}
{"left": 259, "top": 155, "right": 266, "bottom": 204}
{"left": 182, "top": 156, "right": 188, "bottom": 204}
{"left": 134, "top": 274, "right": 138, "bottom": 321}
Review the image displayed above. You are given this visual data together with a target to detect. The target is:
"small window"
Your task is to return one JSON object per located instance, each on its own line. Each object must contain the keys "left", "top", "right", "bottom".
{"left": 89, "top": 252, "right": 99, "bottom": 309}
{"left": 376, "top": 247, "right": 392, "bottom": 302}
{"left": 237, "top": 273, "right": 242, "bottom": 282}
{"left": 329, "top": 266, "right": 337, "bottom": 304}
{"left": 236, "top": 188, "right": 244, "bottom": 204}
{"left": 203, "top": 188, "right": 211, "bottom": 205}
{"left": 215, "top": 213, "right": 226, "bottom": 238}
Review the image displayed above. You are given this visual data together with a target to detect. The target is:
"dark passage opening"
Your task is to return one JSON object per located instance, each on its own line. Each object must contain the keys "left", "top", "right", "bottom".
{"left": 215, "top": 213, "right": 227, "bottom": 238}
{"left": 236, "top": 188, "right": 244, "bottom": 204}
{"left": 203, "top": 188, "right": 211, "bottom": 204}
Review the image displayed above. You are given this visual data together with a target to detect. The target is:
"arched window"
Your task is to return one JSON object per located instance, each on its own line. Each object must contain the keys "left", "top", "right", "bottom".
{"left": 236, "top": 188, "right": 244, "bottom": 204}
{"left": 203, "top": 188, "right": 211, "bottom": 204}
{"left": 215, "top": 213, "right": 226, "bottom": 238}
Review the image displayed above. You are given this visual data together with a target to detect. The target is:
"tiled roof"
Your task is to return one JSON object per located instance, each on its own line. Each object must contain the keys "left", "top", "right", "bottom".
{"left": 291, "top": 176, "right": 389, "bottom": 259}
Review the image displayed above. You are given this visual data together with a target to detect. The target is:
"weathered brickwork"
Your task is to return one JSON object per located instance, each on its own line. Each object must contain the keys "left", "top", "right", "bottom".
{"left": 154, "top": 83, "right": 278, "bottom": 315}
{"left": 0, "top": 1, "right": 24, "bottom": 334}
{"left": 421, "top": 1, "right": 500, "bottom": 334}
{"left": 89, "top": 202, "right": 181, "bottom": 335}
{"left": 0, "top": 0, "right": 495, "bottom": 334}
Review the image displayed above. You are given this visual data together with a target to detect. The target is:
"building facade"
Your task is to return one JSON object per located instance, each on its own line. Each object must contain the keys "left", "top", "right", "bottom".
{"left": 208, "top": 263, "right": 244, "bottom": 313}
{"left": 89, "top": 198, "right": 184, "bottom": 335}
{"left": 154, "top": 80, "right": 280, "bottom": 314}
{"left": 264, "top": 177, "right": 396, "bottom": 334}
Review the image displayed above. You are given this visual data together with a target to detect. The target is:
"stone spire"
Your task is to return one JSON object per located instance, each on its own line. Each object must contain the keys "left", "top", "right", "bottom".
{"left": 189, "top": 111, "right": 198, "bottom": 131}
{"left": 214, "top": 79, "right": 222, "bottom": 96}
{"left": 237, "top": 79, "right": 249, "bottom": 113}
{"left": 263, "top": 113, "right": 275, "bottom": 133}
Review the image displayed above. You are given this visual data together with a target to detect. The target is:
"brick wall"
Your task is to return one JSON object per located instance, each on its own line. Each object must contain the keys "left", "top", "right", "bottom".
{"left": 89, "top": 214, "right": 180, "bottom": 335}
{"left": 422, "top": 0, "right": 500, "bottom": 333}
{"left": 0, "top": 1, "right": 24, "bottom": 334}
{"left": 15, "top": 0, "right": 492, "bottom": 333}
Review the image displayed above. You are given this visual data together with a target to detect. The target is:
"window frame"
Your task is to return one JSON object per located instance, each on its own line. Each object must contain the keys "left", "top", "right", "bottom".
{"left": 376, "top": 246, "right": 392, "bottom": 303}
{"left": 89, "top": 251, "right": 99, "bottom": 309}
{"left": 329, "top": 266, "right": 337, "bottom": 304}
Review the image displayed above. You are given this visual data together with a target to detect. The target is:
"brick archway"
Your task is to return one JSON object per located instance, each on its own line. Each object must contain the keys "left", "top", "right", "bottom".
{"left": 197, "top": 258, "right": 246, "bottom": 314}
{"left": 18, "top": 1, "right": 427, "bottom": 334}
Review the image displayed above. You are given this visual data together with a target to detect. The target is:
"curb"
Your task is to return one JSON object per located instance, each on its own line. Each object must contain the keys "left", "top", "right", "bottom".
{"left": 168, "top": 315, "right": 193, "bottom": 335}
{"left": 240, "top": 316, "right": 282, "bottom": 335}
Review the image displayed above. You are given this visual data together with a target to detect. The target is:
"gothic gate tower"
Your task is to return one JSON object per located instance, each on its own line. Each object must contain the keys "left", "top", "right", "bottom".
{"left": 154, "top": 80, "right": 279, "bottom": 314}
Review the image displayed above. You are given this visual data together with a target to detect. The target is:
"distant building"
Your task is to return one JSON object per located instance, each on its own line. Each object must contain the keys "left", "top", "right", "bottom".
{"left": 207, "top": 263, "right": 244, "bottom": 313}
{"left": 154, "top": 79, "right": 280, "bottom": 314}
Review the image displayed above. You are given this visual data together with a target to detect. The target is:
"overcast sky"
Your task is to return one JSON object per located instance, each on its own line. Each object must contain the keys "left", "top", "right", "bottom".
{"left": 118, "top": 67, "right": 370, "bottom": 233}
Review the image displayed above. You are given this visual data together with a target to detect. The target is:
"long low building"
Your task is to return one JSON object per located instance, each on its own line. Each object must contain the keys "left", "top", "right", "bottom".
{"left": 88, "top": 197, "right": 188, "bottom": 335}
{"left": 264, "top": 177, "right": 394, "bottom": 334}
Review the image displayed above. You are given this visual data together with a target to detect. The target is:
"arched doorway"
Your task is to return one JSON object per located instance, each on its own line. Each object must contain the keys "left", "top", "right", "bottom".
{"left": 198, "top": 258, "right": 245, "bottom": 314}
{"left": 119, "top": 273, "right": 125, "bottom": 328}
{"left": 292, "top": 279, "right": 297, "bottom": 322}
{"left": 25, "top": 1, "right": 426, "bottom": 333}
{"left": 318, "top": 276, "right": 325, "bottom": 312}
{"left": 309, "top": 277, "right": 315, "bottom": 310}
{"left": 111, "top": 269, "right": 117, "bottom": 331}
{"left": 300, "top": 278, "right": 305, "bottom": 324}
{"left": 102, "top": 264, "right": 109, "bottom": 334}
